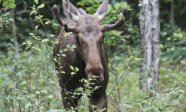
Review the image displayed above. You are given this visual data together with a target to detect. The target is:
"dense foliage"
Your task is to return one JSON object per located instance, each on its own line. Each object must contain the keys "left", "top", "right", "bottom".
{"left": 0, "top": 0, "right": 186, "bottom": 111}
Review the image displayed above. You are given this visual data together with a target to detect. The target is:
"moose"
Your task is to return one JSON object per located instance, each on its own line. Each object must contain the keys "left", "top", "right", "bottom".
{"left": 52, "top": 0, "right": 126, "bottom": 111}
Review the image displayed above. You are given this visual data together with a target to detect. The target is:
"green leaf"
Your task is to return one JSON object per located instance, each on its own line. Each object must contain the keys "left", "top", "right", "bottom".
{"left": 2, "top": 0, "right": 16, "bottom": 9}
{"left": 41, "top": 90, "right": 47, "bottom": 94}
{"left": 70, "top": 65, "right": 74, "bottom": 71}
{"left": 38, "top": 3, "right": 45, "bottom": 9}
{"left": 47, "top": 95, "right": 54, "bottom": 99}
{"left": 34, "top": 0, "right": 39, "bottom": 4}
{"left": 36, "top": 91, "right": 40, "bottom": 94}
{"left": 41, "top": 39, "right": 49, "bottom": 43}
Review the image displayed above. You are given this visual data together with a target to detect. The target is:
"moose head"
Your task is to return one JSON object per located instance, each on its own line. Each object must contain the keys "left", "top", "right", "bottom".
{"left": 52, "top": 0, "right": 126, "bottom": 83}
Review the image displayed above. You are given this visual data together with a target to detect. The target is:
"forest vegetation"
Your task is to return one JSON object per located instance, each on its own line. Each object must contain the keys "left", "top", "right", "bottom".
{"left": 0, "top": 0, "right": 186, "bottom": 111}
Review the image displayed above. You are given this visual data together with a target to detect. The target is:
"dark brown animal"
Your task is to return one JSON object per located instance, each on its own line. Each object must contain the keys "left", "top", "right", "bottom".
{"left": 52, "top": 0, "right": 126, "bottom": 111}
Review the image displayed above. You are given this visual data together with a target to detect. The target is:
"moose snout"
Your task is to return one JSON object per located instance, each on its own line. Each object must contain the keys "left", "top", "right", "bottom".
{"left": 85, "top": 64, "right": 104, "bottom": 82}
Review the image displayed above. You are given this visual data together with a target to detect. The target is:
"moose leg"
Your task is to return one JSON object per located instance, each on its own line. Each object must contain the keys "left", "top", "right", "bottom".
{"left": 89, "top": 91, "right": 107, "bottom": 112}
{"left": 61, "top": 89, "right": 80, "bottom": 111}
{"left": 59, "top": 76, "right": 83, "bottom": 111}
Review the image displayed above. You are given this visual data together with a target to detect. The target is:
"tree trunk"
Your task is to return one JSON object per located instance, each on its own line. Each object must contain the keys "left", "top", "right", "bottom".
{"left": 170, "top": 0, "right": 174, "bottom": 29}
{"left": 139, "top": 0, "right": 160, "bottom": 92}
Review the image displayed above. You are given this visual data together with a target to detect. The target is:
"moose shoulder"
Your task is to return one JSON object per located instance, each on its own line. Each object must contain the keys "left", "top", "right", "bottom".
{"left": 52, "top": 0, "right": 127, "bottom": 111}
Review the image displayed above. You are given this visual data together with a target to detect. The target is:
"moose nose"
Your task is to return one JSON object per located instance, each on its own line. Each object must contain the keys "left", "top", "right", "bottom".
{"left": 85, "top": 64, "right": 104, "bottom": 82}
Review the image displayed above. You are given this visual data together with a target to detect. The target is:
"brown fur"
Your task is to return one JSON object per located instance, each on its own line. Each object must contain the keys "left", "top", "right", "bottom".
{"left": 52, "top": 0, "right": 125, "bottom": 111}
{"left": 53, "top": 20, "right": 109, "bottom": 111}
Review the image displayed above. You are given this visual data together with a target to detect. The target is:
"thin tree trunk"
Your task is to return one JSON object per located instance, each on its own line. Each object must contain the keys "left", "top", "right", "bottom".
{"left": 139, "top": 0, "right": 160, "bottom": 92}
{"left": 11, "top": 9, "right": 19, "bottom": 60}
{"left": 170, "top": 0, "right": 174, "bottom": 29}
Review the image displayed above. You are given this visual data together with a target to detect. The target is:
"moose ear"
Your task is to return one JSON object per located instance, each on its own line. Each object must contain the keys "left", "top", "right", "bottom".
{"left": 62, "top": 0, "right": 70, "bottom": 18}
{"left": 62, "top": 0, "right": 80, "bottom": 21}
{"left": 94, "top": 0, "right": 108, "bottom": 20}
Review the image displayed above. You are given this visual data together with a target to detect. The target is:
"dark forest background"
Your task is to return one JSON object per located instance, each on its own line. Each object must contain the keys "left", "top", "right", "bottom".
{"left": 0, "top": 0, "right": 186, "bottom": 111}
